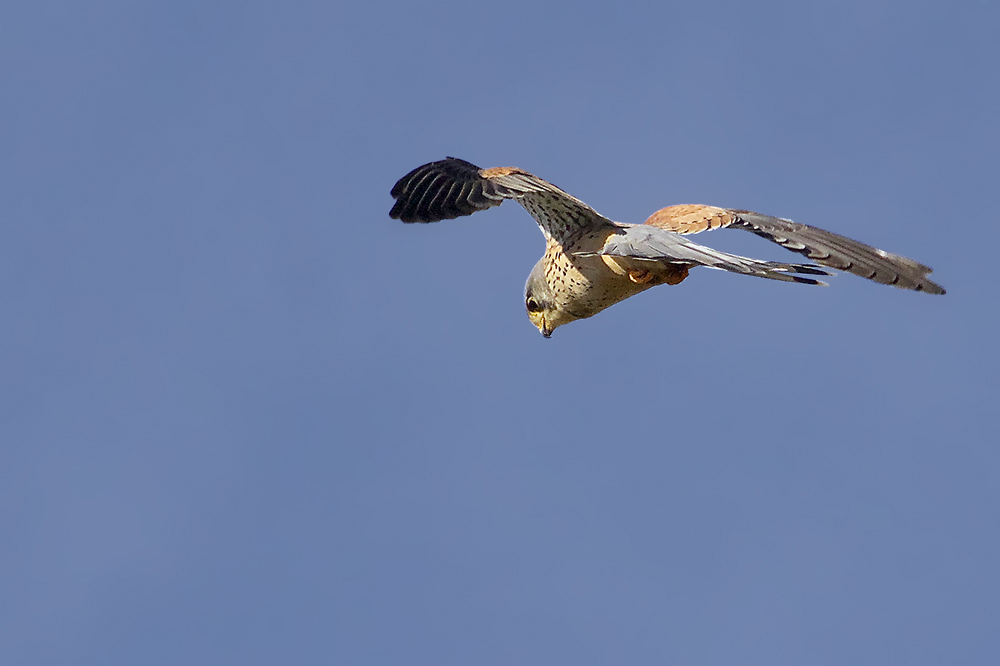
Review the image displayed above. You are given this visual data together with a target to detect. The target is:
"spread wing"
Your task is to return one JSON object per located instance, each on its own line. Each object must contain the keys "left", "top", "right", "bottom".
{"left": 390, "top": 158, "right": 614, "bottom": 242}
{"left": 644, "top": 205, "right": 945, "bottom": 294}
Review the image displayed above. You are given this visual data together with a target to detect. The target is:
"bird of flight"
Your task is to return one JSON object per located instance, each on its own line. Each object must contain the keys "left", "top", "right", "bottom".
{"left": 389, "top": 158, "right": 944, "bottom": 338}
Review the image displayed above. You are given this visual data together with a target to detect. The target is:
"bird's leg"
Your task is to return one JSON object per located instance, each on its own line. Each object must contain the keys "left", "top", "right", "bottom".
{"left": 628, "top": 268, "right": 653, "bottom": 283}
{"left": 628, "top": 265, "right": 689, "bottom": 285}
{"left": 661, "top": 266, "right": 689, "bottom": 285}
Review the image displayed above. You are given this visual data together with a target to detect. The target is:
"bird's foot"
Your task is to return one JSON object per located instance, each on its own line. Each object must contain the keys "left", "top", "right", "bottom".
{"left": 628, "top": 268, "right": 653, "bottom": 283}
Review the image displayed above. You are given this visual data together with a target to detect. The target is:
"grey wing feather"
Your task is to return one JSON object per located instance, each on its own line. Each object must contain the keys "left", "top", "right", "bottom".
{"left": 730, "top": 211, "right": 945, "bottom": 294}
{"left": 595, "top": 225, "right": 831, "bottom": 285}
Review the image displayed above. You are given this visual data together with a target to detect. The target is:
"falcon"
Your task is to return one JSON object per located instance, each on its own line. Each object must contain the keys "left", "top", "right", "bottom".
{"left": 389, "top": 157, "right": 944, "bottom": 337}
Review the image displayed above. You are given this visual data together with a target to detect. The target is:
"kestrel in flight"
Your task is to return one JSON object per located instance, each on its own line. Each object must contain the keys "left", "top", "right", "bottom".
{"left": 389, "top": 157, "right": 944, "bottom": 337}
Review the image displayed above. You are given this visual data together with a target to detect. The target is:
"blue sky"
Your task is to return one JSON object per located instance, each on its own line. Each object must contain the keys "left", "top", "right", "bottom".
{"left": 3, "top": 1, "right": 998, "bottom": 664}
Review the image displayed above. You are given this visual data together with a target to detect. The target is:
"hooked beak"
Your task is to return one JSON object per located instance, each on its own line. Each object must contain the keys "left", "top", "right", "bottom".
{"left": 530, "top": 312, "right": 554, "bottom": 338}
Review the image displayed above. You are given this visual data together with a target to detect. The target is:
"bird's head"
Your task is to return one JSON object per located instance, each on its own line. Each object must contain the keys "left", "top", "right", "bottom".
{"left": 524, "top": 259, "right": 577, "bottom": 338}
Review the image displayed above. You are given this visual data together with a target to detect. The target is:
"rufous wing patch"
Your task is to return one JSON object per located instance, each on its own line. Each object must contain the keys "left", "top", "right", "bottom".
{"left": 480, "top": 166, "right": 529, "bottom": 179}
{"left": 644, "top": 205, "right": 735, "bottom": 234}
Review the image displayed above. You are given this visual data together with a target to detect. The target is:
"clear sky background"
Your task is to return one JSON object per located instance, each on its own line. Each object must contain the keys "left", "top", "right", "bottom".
{"left": 3, "top": 1, "right": 998, "bottom": 664}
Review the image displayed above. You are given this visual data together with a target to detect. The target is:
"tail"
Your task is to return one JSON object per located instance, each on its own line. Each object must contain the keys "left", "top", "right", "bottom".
{"left": 587, "top": 225, "right": 833, "bottom": 285}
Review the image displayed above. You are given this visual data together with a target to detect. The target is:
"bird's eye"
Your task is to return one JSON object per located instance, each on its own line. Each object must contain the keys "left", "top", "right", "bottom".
{"left": 526, "top": 297, "right": 543, "bottom": 313}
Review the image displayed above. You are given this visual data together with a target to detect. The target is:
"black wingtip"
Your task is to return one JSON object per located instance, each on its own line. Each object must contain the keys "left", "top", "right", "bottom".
{"left": 914, "top": 280, "right": 947, "bottom": 295}
{"left": 389, "top": 157, "right": 502, "bottom": 223}
{"left": 789, "top": 276, "right": 828, "bottom": 286}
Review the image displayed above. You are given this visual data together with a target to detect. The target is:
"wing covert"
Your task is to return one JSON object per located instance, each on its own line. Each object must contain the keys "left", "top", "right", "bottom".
{"left": 644, "top": 205, "right": 737, "bottom": 234}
